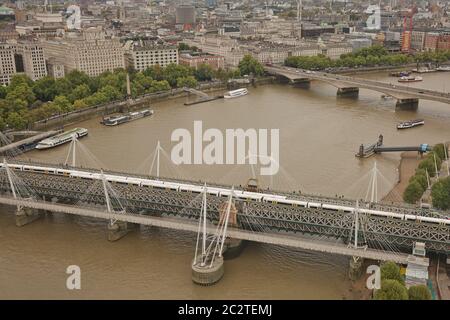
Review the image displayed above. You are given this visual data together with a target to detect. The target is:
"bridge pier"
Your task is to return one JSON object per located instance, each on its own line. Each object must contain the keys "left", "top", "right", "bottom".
{"left": 348, "top": 256, "right": 364, "bottom": 281}
{"left": 396, "top": 98, "right": 419, "bottom": 111}
{"left": 107, "top": 221, "right": 130, "bottom": 241}
{"left": 337, "top": 87, "right": 359, "bottom": 97}
{"left": 15, "top": 207, "right": 43, "bottom": 227}
{"left": 222, "top": 238, "right": 247, "bottom": 259}
{"left": 191, "top": 256, "right": 224, "bottom": 286}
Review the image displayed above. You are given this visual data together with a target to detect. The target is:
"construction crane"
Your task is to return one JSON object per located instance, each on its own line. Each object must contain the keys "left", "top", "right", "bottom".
{"left": 400, "top": 5, "right": 418, "bottom": 53}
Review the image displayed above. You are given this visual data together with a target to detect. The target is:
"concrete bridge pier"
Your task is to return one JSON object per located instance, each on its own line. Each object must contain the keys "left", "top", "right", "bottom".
{"left": 348, "top": 256, "right": 364, "bottom": 281}
{"left": 396, "top": 98, "right": 419, "bottom": 110}
{"left": 337, "top": 87, "right": 359, "bottom": 97}
{"left": 15, "top": 207, "right": 43, "bottom": 227}
{"left": 191, "top": 256, "right": 224, "bottom": 286}
{"left": 222, "top": 238, "right": 247, "bottom": 259}
{"left": 107, "top": 221, "right": 130, "bottom": 241}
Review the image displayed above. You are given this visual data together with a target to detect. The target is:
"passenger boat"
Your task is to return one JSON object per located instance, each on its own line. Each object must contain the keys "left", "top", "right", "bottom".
{"left": 224, "top": 88, "right": 248, "bottom": 99}
{"left": 437, "top": 66, "right": 450, "bottom": 72}
{"left": 36, "top": 128, "right": 88, "bottom": 149}
{"left": 398, "top": 76, "right": 423, "bottom": 83}
{"left": 397, "top": 119, "right": 424, "bottom": 130}
{"left": 101, "top": 109, "right": 154, "bottom": 126}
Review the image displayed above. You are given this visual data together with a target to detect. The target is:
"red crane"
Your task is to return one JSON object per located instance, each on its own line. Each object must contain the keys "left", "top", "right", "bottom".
{"left": 401, "top": 5, "right": 418, "bottom": 53}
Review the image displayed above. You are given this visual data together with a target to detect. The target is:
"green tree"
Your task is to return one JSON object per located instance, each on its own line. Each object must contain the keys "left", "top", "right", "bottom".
{"left": 403, "top": 180, "right": 425, "bottom": 204}
{"left": 432, "top": 144, "right": 448, "bottom": 162}
{"left": 98, "top": 85, "right": 123, "bottom": 101}
{"left": 52, "top": 95, "right": 73, "bottom": 113}
{"left": 73, "top": 99, "right": 88, "bottom": 110}
{"left": 32, "top": 76, "right": 57, "bottom": 102}
{"left": 176, "top": 76, "right": 198, "bottom": 88}
{"left": 6, "top": 83, "right": 35, "bottom": 106}
{"left": 164, "top": 64, "right": 193, "bottom": 87}
{"left": 418, "top": 158, "right": 437, "bottom": 177}
{"left": 238, "top": 54, "right": 264, "bottom": 76}
{"left": 409, "top": 174, "right": 428, "bottom": 190}
{"left": 408, "top": 285, "right": 432, "bottom": 300}
{"left": 0, "top": 85, "right": 7, "bottom": 99}
{"left": 431, "top": 177, "right": 450, "bottom": 210}
{"left": 194, "top": 64, "right": 214, "bottom": 81}
{"left": 65, "top": 70, "right": 91, "bottom": 88}
{"left": 68, "top": 84, "right": 91, "bottom": 103}
{"left": 0, "top": 115, "right": 5, "bottom": 131}
{"left": 380, "top": 262, "right": 404, "bottom": 283}
{"left": 6, "top": 111, "right": 27, "bottom": 129}
{"left": 374, "top": 280, "right": 408, "bottom": 300}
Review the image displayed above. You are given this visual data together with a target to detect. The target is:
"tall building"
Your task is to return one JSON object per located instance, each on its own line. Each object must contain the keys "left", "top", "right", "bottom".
{"left": 125, "top": 41, "right": 178, "bottom": 72}
{"left": 15, "top": 42, "right": 47, "bottom": 81}
{"left": 175, "top": 5, "right": 196, "bottom": 25}
{"left": 0, "top": 43, "right": 16, "bottom": 85}
{"left": 42, "top": 29, "right": 125, "bottom": 77}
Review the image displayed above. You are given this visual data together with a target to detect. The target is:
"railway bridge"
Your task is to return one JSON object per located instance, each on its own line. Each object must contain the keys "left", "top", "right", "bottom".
{"left": 265, "top": 65, "right": 450, "bottom": 110}
{"left": 0, "top": 159, "right": 447, "bottom": 261}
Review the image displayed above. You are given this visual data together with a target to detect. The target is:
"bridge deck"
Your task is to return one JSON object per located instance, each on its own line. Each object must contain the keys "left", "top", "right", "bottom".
{"left": 0, "top": 196, "right": 409, "bottom": 263}
{"left": 266, "top": 66, "right": 450, "bottom": 104}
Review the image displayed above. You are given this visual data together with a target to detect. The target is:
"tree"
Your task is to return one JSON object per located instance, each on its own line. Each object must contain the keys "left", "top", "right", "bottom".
{"left": 164, "top": 64, "right": 193, "bottom": 87}
{"left": 0, "top": 85, "right": 7, "bottom": 99}
{"left": 418, "top": 158, "right": 437, "bottom": 177}
{"left": 73, "top": 99, "right": 88, "bottom": 110}
{"left": 52, "top": 95, "right": 73, "bottom": 113}
{"left": 403, "top": 181, "right": 425, "bottom": 204}
{"left": 431, "top": 177, "right": 450, "bottom": 210}
{"left": 6, "top": 111, "right": 27, "bottom": 130}
{"left": 194, "top": 64, "right": 214, "bottom": 81}
{"left": 6, "top": 83, "right": 36, "bottom": 106}
{"left": 374, "top": 280, "right": 408, "bottom": 300}
{"left": 408, "top": 285, "right": 432, "bottom": 300}
{"left": 176, "top": 76, "right": 198, "bottom": 88}
{"left": 238, "top": 54, "right": 264, "bottom": 76}
{"left": 380, "top": 261, "right": 404, "bottom": 283}
{"left": 65, "top": 70, "right": 91, "bottom": 88}
{"left": 68, "top": 84, "right": 91, "bottom": 103}
{"left": 432, "top": 144, "right": 448, "bottom": 162}
{"left": 409, "top": 174, "right": 428, "bottom": 190}
{"left": 33, "top": 76, "right": 57, "bottom": 102}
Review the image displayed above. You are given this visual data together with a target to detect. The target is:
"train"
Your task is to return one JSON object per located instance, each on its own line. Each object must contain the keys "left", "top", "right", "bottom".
{"left": 1, "top": 162, "right": 449, "bottom": 227}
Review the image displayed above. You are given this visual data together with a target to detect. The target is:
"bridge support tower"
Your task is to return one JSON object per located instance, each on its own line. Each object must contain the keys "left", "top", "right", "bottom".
{"left": 15, "top": 207, "right": 43, "bottom": 227}
{"left": 349, "top": 256, "right": 364, "bottom": 281}
{"left": 107, "top": 220, "right": 130, "bottom": 242}
{"left": 396, "top": 98, "right": 419, "bottom": 110}
{"left": 337, "top": 87, "right": 359, "bottom": 97}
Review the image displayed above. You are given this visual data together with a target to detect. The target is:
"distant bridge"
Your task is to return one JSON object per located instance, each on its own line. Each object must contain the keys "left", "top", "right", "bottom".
{"left": 265, "top": 65, "right": 450, "bottom": 109}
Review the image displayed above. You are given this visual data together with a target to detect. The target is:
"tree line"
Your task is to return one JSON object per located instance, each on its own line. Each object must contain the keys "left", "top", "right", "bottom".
{"left": 285, "top": 45, "right": 450, "bottom": 70}
{"left": 403, "top": 144, "right": 449, "bottom": 209}
{"left": 0, "top": 54, "right": 264, "bottom": 131}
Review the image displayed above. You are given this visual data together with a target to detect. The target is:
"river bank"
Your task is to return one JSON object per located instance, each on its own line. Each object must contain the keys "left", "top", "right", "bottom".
{"left": 382, "top": 151, "right": 423, "bottom": 204}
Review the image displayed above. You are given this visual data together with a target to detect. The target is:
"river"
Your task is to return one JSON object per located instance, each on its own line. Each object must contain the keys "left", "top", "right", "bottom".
{"left": 1, "top": 71, "right": 450, "bottom": 299}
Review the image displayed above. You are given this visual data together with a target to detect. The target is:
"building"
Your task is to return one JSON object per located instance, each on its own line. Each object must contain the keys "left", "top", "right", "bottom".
{"left": 301, "top": 25, "right": 336, "bottom": 39}
{"left": 176, "top": 5, "right": 195, "bottom": 25}
{"left": 15, "top": 42, "right": 47, "bottom": 81}
{"left": 42, "top": 29, "right": 125, "bottom": 77}
{"left": 424, "top": 32, "right": 440, "bottom": 52}
{"left": 125, "top": 41, "right": 178, "bottom": 72}
{"left": 437, "top": 33, "right": 450, "bottom": 51}
{"left": 0, "top": 43, "right": 16, "bottom": 85}
{"left": 411, "top": 30, "right": 427, "bottom": 51}
{"left": 179, "top": 52, "right": 224, "bottom": 70}
{"left": 46, "top": 58, "right": 65, "bottom": 79}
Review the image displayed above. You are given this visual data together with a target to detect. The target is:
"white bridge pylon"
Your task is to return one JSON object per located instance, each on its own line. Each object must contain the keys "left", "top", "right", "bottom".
{"left": 193, "top": 184, "right": 234, "bottom": 269}
{"left": 100, "top": 169, "right": 126, "bottom": 226}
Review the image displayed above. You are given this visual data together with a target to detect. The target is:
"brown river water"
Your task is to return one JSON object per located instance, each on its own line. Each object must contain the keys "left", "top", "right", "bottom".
{"left": 1, "top": 71, "right": 450, "bottom": 299}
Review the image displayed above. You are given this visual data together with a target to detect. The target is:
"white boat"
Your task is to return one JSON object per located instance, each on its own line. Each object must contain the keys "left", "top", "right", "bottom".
{"left": 397, "top": 119, "right": 424, "bottom": 130}
{"left": 437, "top": 66, "right": 450, "bottom": 72}
{"left": 36, "top": 128, "right": 88, "bottom": 149}
{"left": 398, "top": 76, "right": 423, "bottom": 83}
{"left": 224, "top": 88, "right": 248, "bottom": 99}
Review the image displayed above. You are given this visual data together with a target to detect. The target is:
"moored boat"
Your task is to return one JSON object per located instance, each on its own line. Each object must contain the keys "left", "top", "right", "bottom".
{"left": 224, "top": 88, "right": 248, "bottom": 99}
{"left": 397, "top": 119, "right": 424, "bottom": 130}
{"left": 36, "top": 128, "right": 88, "bottom": 149}
{"left": 101, "top": 109, "right": 154, "bottom": 126}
